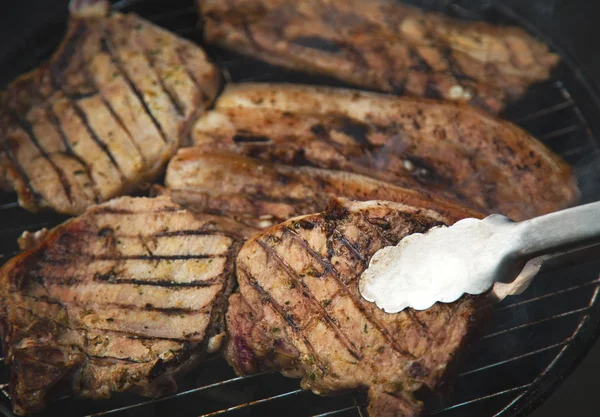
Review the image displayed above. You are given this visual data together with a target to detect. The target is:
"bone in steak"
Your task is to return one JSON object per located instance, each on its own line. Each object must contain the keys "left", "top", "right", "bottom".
{"left": 0, "top": 196, "right": 256, "bottom": 415}
{"left": 0, "top": 0, "right": 219, "bottom": 215}
{"left": 192, "top": 83, "right": 578, "bottom": 221}
{"left": 225, "top": 198, "right": 493, "bottom": 417}
{"left": 198, "top": 0, "right": 559, "bottom": 113}
{"left": 163, "top": 148, "right": 483, "bottom": 229}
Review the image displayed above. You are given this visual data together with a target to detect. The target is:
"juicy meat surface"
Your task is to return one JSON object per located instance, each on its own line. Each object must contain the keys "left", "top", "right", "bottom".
{"left": 164, "top": 148, "right": 483, "bottom": 228}
{"left": 0, "top": 196, "right": 256, "bottom": 415}
{"left": 198, "top": 0, "right": 559, "bottom": 113}
{"left": 225, "top": 199, "right": 493, "bottom": 417}
{"left": 0, "top": 0, "right": 219, "bottom": 215}
{"left": 192, "top": 83, "right": 579, "bottom": 221}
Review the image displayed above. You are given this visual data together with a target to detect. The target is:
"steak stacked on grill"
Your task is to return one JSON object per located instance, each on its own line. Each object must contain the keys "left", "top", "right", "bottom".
{"left": 162, "top": 148, "right": 483, "bottom": 229}
{"left": 190, "top": 83, "right": 578, "bottom": 221}
{"left": 0, "top": 0, "right": 219, "bottom": 215}
{"left": 225, "top": 198, "right": 493, "bottom": 417}
{"left": 198, "top": 0, "right": 559, "bottom": 113}
{"left": 0, "top": 196, "right": 256, "bottom": 415}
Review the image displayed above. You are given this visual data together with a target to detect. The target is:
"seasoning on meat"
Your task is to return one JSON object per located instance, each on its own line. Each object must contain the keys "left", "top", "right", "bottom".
{"left": 0, "top": 0, "right": 219, "bottom": 215}
{"left": 191, "top": 83, "right": 579, "bottom": 221}
{"left": 198, "top": 0, "right": 559, "bottom": 113}
{"left": 225, "top": 198, "right": 493, "bottom": 417}
{"left": 163, "top": 148, "right": 484, "bottom": 228}
{"left": 0, "top": 195, "right": 256, "bottom": 415}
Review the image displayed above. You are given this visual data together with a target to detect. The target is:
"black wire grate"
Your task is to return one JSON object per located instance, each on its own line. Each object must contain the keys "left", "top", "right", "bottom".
{"left": 1, "top": 1, "right": 600, "bottom": 416}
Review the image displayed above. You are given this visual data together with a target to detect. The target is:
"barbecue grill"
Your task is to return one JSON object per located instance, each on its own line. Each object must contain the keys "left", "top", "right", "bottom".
{"left": 1, "top": 0, "right": 600, "bottom": 416}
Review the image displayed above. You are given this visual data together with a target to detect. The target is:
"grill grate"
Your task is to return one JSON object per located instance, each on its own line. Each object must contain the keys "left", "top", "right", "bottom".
{"left": 1, "top": 1, "right": 600, "bottom": 416}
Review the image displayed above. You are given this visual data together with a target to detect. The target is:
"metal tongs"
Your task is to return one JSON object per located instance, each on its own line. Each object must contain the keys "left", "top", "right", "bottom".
{"left": 359, "top": 201, "right": 600, "bottom": 313}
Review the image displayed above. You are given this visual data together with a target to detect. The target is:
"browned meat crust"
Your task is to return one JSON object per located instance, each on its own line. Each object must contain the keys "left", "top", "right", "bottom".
{"left": 198, "top": 0, "right": 559, "bottom": 113}
{"left": 192, "top": 84, "right": 579, "bottom": 221}
{"left": 0, "top": 196, "right": 256, "bottom": 415}
{"left": 0, "top": 0, "right": 219, "bottom": 215}
{"left": 225, "top": 198, "right": 493, "bottom": 417}
{"left": 164, "top": 148, "right": 484, "bottom": 227}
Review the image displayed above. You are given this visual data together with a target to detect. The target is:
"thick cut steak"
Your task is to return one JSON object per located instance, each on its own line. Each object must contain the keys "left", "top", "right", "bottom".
{"left": 0, "top": 196, "right": 256, "bottom": 415}
{"left": 192, "top": 83, "right": 579, "bottom": 221}
{"left": 0, "top": 0, "right": 219, "bottom": 215}
{"left": 163, "top": 148, "right": 483, "bottom": 228}
{"left": 225, "top": 199, "right": 492, "bottom": 417}
{"left": 198, "top": 0, "right": 559, "bottom": 113}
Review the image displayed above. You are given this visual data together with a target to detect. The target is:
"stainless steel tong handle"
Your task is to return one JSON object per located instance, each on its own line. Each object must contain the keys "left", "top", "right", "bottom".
{"left": 512, "top": 201, "right": 600, "bottom": 260}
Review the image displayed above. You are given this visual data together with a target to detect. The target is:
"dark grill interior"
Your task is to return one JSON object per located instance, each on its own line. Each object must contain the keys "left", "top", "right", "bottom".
{"left": 1, "top": 0, "right": 600, "bottom": 416}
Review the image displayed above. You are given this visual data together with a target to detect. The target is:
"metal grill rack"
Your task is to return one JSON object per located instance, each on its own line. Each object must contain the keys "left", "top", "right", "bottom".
{"left": 1, "top": 1, "right": 600, "bottom": 416}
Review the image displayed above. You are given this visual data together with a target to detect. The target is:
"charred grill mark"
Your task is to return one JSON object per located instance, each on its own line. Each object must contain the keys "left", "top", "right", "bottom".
{"left": 17, "top": 292, "right": 207, "bottom": 316}
{"left": 69, "top": 100, "right": 127, "bottom": 183}
{"left": 292, "top": 36, "right": 342, "bottom": 53}
{"left": 314, "top": 0, "right": 369, "bottom": 70}
{"left": 47, "top": 51, "right": 130, "bottom": 186}
{"left": 393, "top": 77, "right": 408, "bottom": 96}
{"left": 371, "top": 43, "right": 399, "bottom": 92}
{"left": 138, "top": 44, "right": 185, "bottom": 117}
{"left": 46, "top": 106, "right": 100, "bottom": 202}
{"left": 408, "top": 47, "right": 432, "bottom": 73}
{"left": 82, "top": 65, "right": 147, "bottom": 167}
{"left": 238, "top": 264, "right": 327, "bottom": 372}
{"left": 86, "top": 354, "right": 149, "bottom": 364}
{"left": 336, "top": 117, "right": 373, "bottom": 150}
{"left": 358, "top": 213, "right": 393, "bottom": 246}
{"left": 93, "top": 206, "right": 185, "bottom": 215}
{"left": 99, "top": 32, "right": 169, "bottom": 144}
{"left": 309, "top": 123, "right": 348, "bottom": 154}
{"left": 288, "top": 228, "right": 415, "bottom": 360}
{"left": 405, "top": 309, "right": 432, "bottom": 342}
{"left": 424, "top": 78, "right": 443, "bottom": 100}
{"left": 232, "top": 134, "right": 272, "bottom": 144}
{"left": 257, "top": 239, "right": 363, "bottom": 361}
{"left": 229, "top": 0, "right": 262, "bottom": 53}
{"left": 93, "top": 275, "right": 220, "bottom": 288}
{"left": 91, "top": 254, "right": 224, "bottom": 261}
{"left": 13, "top": 114, "right": 73, "bottom": 205}
{"left": 2, "top": 142, "right": 42, "bottom": 205}
{"left": 152, "top": 229, "right": 242, "bottom": 240}
{"left": 441, "top": 46, "right": 472, "bottom": 82}
{"left": 332, "top": 229, "right": 365, "bottom": 263}
{"left": 175, "top": 47, "right": 209, "bottom": 101}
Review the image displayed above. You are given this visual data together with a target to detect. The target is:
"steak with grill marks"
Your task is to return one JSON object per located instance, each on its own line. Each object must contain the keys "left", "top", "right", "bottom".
{"left": 0, "top": 196, "right": 256, "bottom": 415}
{"left": 162, "top": 148, "right": 483, "bottom": 229}
{"left": 225, "top": 198, "right": 493, "bottom": 417}
{"left": 0, "top": 0, "right": 219, "bottom": 215}
{"left": 192, "top": 83, "right": 579, "bottom": 221}
{"left": 198, "top": 0, "right": 559, "bottom": 113}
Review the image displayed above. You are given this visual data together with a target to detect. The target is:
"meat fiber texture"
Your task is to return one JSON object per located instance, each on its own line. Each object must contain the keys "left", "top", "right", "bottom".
{"left": 190, "top": 84, "right": 579, "bottom": 221}
{"left": 163, "top": 148, "right": 484, "bottom": 229}
{"left": 199, "top": 0, "right": 559, "bottom": 113}
{"left": 0, "top": 0, "right": 219, "bottom": 215}
{"left": 0, "top": 195, "right": 256, "bottom": 415}
{"left": 225, "top": 198, "right": 493, "bottom": 417}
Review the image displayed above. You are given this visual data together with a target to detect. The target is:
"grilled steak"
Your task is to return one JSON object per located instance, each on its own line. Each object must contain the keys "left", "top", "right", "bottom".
{"left": 0, "top": 195, "right": 256, "bottom": 415}
{"left": 225, "top": 198, "right": 493, "bottom": 417}
{"left": 163, "top": 148, "right": 483, "bottom": 228}
{"left": 0, "top": 0, "right": 219, "bottom": 215}
{"left": 198, "top": 0, "right": 559, "bottom": 113}
{"left": 191, "top": 83, "right": 578, "bottom": 221}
